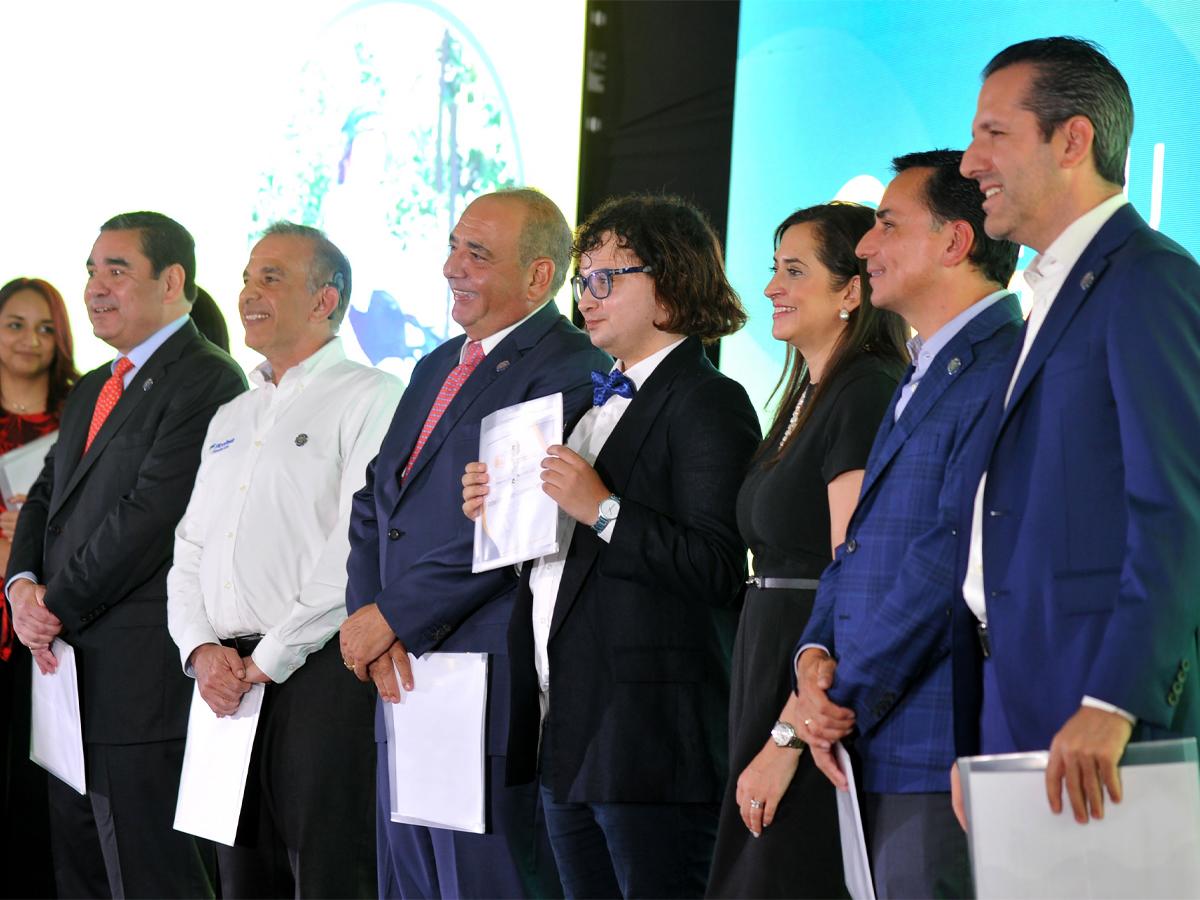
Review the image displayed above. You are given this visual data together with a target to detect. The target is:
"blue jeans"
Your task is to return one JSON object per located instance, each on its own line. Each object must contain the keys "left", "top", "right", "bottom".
{"left": 538, "top": 782, "right": 718, "bottom": 899}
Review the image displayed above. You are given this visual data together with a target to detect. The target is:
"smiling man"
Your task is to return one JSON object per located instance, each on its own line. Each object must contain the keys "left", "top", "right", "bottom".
{"left": 342, "top": 188, "right": 609, "bottom": 899}
{"left": 790, "top": 151, "right": 1020, "bottom": 898}
{"left": 7, "top": 211, "right": 246, "bottom": 898}
{"left": 953, "top": 37, "right": 1200, "bottom": 828}
{"left": 167, "top": 222, "right": 401, "bottom": 898}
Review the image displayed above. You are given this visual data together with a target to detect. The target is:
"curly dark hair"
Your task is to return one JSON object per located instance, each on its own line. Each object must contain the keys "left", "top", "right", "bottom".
{"left": 574, "top": 193, "right": 747, "bottom": 343}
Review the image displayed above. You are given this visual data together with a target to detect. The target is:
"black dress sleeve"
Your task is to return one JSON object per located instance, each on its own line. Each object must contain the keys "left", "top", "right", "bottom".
{"left": 819, "top": 366, "right": 898, "bottom": 484}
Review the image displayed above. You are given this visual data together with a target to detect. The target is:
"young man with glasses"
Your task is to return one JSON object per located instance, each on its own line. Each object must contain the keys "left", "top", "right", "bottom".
{"left": 463, "top": 193, "right": 760, "bottom": 897}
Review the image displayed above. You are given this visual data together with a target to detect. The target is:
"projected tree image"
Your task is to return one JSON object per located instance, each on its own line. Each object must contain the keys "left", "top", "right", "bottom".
{"left": 250, "top": 3, "right": 522, "bottom": 379}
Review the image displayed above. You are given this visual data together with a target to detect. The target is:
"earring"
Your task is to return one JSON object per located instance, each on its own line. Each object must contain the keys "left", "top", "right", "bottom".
{"left": 839, "top": 308, "right": 850, "bottom": 322}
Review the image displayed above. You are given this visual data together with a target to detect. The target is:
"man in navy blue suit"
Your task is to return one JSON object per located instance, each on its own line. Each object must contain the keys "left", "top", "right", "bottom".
{"left": 340, "top": 188, "right": 610, "bottom": 898}
{"left": 953, "top": 37, "right": 1200, "bottom": 826}
{"left": 791, "top": 151, "right": 1020, "bottom": 897}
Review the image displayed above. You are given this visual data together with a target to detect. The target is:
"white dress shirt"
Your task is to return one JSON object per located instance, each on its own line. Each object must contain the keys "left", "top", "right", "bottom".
{"left": 167, "top": 338, "right": 403, "bottom": 683}
{"left": 527, "top": 338, "right": 685, "bottom": 710}
{"left": 961, "top": 192, "right": 1133, "bottom": 721}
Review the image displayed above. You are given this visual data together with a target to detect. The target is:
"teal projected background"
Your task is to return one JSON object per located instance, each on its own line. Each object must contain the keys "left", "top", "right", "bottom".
{"left": 722, "top": 0, "right": 1200, "bottom": 422}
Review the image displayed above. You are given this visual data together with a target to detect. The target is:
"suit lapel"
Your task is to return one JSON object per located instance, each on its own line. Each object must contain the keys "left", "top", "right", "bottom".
{"left": 395, "top": 303, "right": 566, "bottom": 504}
{"left": 859, "top": 294, "right": 1021, "bottom": 502}
{"left": 549, "top": 339, "right": 700, "bottom": 640}
{"left": 1001, "top": 205, "right": 1140, "bottom": 427}
{"left": 51, "top": 322, "right": 197, "bottom": 519}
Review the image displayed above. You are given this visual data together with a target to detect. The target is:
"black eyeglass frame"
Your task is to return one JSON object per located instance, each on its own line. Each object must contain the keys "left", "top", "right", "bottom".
{"left": 570, "top": 265, "right": 654, "bottom": 303}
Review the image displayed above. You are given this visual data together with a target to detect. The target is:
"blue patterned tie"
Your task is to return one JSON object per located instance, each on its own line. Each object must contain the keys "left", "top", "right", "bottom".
{"left": 591, "top": 369, "right": 637, "bottom": 407}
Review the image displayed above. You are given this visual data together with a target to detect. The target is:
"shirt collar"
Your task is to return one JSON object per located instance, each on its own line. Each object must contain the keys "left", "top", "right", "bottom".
{"left": 1025, "top": 193, "right": 1128, "bottom": 293}
{"left": 250, "top": 337, "right": 345, "bottom": 389}
{"left": 910, "top": 288, "right": 1010, "bottom": 377}
{"left": 116, "top": 313, "right": 191, "bottom": 374}
{"left": 462, "top": 300, "right": 552, "bottom": 363}
{"left": 613, "top": 337, "right": 686, "bottom": 390}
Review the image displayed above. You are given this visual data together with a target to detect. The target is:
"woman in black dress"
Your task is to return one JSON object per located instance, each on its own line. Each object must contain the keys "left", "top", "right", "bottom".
{"left": 707, "top": 203, "right": 908, "bottom": 898}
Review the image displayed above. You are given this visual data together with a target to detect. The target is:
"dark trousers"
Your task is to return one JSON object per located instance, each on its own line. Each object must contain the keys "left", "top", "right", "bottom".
{"left": 219, "top": 638, "right": 377, "bottom": 899}
{"left": 539, "top": 781, "right": 719, "bottom": 899}
{"left": 47, "top": 739, "right": 215, "bottom": 899}
{"left": 376, "top": 751, "right": 561, "bottom": 899}
{"left": 862, "top": 792, "right": 972, "bottom": 900}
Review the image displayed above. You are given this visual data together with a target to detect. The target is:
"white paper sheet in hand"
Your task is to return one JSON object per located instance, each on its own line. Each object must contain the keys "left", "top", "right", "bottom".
{"left": 385, "top": 652, "right": 488, "bottom": 833}
{"left": 30, "top": 638, "right": 86, "bottom": 794}
{"left": 834, "top": 741, "right": 876, "bottom": 900}
{"left": 473, "top": 393, "right": 563, "bottom": 572}
{"left": 173, "top": 681, "right": 264, "bottom": 846}
{"left": 0, "top": 430, "right": 57, "bottom": 500}
{"left": 961, "top": 739, "right": 1200, "bottom": 898}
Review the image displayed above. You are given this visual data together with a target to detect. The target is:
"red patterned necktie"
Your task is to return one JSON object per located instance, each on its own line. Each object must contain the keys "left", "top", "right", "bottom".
{"left": 402, "top": 340, "right": 485, "bottom": 480}
{"left": 85, "top": 356, "right": 134, "bottom": 453}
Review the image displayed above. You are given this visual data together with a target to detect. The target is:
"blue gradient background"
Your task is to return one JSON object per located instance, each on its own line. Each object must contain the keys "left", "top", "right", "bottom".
{"left": 723, "top": 1, "right": 1200, "bottom": 421}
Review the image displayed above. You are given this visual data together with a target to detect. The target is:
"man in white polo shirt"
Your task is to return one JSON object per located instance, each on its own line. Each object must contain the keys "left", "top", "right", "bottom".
{"left": 168, "top": 222, "right": 401, "bottom": 897}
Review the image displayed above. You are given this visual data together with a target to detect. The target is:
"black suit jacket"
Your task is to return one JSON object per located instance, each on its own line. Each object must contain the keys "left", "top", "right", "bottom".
{"left": 9, "top": 320, "right": 247, "bottom": 745}
{"left": 507, "top": 338, "right": 761, "bottom": 803}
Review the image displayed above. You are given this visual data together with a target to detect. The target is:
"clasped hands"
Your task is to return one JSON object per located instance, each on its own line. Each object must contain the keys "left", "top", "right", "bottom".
{"left": 9, "top": 578, "right": 62, "bottom": 675}
{"left": 461, "top": 445, "right": 610, "bottom": 527}
{"left": 189, "top": 643, "right": 275, "bottom": 717}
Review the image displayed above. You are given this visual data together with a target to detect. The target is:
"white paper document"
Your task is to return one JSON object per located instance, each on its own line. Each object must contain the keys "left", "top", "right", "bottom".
{"left": 173, "top": 681, "right": 264, "bottom": 846}
{"left": 30, "top": 637, "right": 86, "bottom": 794}
{"left": 960, "top": 738, "right": 1200, "bottom": 898}
{"left": 385, "top": 652, "right": 488, "bottom": 833}
{"left": 0, "top": 430, "right": 57, "bottom": 500}
{"left": 833, "top": 741, "right": 876, "bottom": 900}
{"left": 472, "top": 393, "right": 563, "bottom": 573}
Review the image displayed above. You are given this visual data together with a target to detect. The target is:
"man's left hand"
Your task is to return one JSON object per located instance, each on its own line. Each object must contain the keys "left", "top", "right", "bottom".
{"left": 541, "top": 445, "right": 609, "bottom": 526}
{"left": 1045, "top": 705, "right": 1133, "bottom": 823}
{"left": 242, "top": 658, "right": 273, "bottom": 684}
{"left": 340, "top": 603, "right": 397, "bottom": 681}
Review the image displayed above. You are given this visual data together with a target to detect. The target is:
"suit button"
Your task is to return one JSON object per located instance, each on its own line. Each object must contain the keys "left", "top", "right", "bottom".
{"left": 1184, "top": 660, "right": 1192, "bottom": 672}
{"left": 846, "top": 538, "right": 858, "bottom": 553}
{"left": 48, "top": 525, "right": 63, "bottom": 536}
{"left": 388, "top": 528, "right": 403, "bottom": 541}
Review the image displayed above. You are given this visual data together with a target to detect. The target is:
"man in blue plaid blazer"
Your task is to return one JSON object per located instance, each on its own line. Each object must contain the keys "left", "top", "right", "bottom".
{"left": 791, "top": 150, "right": 1021, "bottom": 898}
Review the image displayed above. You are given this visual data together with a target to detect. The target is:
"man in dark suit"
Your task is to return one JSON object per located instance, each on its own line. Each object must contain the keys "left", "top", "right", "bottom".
{"left": 953, "top": 37, "right": 1200, "bottom": 826}
{"left": 8, "top": 211, "right": 247, "bottom": 897}
{"left": 341, "top": 188, "right": 610, "bottom": 898}
{"left": 464, "top": 194, "right": 760, "bottom": 897}
{"left": 790, "top": 151, "right": 1020, "bottom": 897}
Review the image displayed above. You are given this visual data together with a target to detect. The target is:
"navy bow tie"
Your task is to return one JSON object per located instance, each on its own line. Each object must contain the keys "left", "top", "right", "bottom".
{"left": 592, "top": 369, "right": 637, "bottom": 406}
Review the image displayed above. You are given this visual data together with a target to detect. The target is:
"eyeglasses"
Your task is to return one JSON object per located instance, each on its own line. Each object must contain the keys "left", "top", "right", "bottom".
{"left": 570, "top": 265, "right": 653, "bottom": 303}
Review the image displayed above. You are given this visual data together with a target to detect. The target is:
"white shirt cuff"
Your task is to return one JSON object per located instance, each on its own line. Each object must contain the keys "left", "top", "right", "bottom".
{"left": 598, "top": 518, "right": 616, "bottom": 543}
{"left": 1081, "top": 695, "right": 1138, "bottom": 725}
{"left": 794, "top": 643, "right": 831, "bottom": 677}
{"left": 5, "top": 572, "right": 37, "bottom": 600}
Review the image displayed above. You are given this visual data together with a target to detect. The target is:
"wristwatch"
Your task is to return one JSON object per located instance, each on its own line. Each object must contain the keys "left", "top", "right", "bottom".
{"left": 592, "top": 493, "right": 621, "bottom": 534}
{"left": 771, "top": 720, "right": 805, "bottom": 749}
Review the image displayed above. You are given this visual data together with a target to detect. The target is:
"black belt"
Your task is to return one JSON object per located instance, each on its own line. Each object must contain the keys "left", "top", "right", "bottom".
{"left": 977, "top": 622, "right": 991, "bottom": 659}
{"left": 220, "top": 634, "right": 264, "bottom": 656}
{"left": 746, "top": 576, "right": 821, "bottom": 591}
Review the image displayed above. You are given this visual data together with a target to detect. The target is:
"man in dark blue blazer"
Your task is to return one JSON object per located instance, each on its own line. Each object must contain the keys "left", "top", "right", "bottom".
{"left": 793, "top": 151, "right": 1021, "bottom": 897}
{"left": 340, "top": 189, "right": 610, "bottom": 898}
{"left": 954, "top": 37, "right": 1200, "bottom": 827}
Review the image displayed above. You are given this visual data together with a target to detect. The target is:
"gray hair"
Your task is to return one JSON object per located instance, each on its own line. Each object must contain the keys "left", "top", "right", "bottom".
{"left": 261, "top": 221, "right": 352, "bottom": 326}
{"left": 493, "top": 188, "right": 572, "bottom": 297}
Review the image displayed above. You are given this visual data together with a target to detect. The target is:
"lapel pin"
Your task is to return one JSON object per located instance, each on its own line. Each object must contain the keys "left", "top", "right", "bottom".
{"left": 947, "top": 357, "right": 962, "bottom": 375}
{"left": 294, "top": 433, "right": 308, "bottom": 447}
{"left": 495, "top": 360, "right": 510, "bottom": 373}
{"left": 1080, "top": 271, "right": 1095, "bottom": 290}
{"left": 142, "top": 378, "right": 154, "bottom": 392}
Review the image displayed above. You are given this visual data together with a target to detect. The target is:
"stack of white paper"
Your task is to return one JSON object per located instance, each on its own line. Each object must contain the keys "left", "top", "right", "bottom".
{"left": 30, "top": 638, "right": 85, "bottom": 794}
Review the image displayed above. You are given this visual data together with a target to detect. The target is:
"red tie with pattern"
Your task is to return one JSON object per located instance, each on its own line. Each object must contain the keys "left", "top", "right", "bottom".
{"left": 402, "top": 340, "right": 485, "bottom": 480}
{"left": 85, "top": 356, "right": 134, "bottom": 454}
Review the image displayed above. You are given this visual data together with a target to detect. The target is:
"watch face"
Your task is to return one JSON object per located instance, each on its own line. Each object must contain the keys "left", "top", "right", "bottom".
{"left": 599, "top": 497, "right": 620, "bottom": 519}
{"left": 771, "top": 722, "right": 795, "bottom": 746}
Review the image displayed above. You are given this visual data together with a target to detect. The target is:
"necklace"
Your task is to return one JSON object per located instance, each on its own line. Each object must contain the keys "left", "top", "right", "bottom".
{"left": 778, "top": 382, "right": 814, "bottom": 450}
{"left": 2, "top": 395, "right": 29, "bottom": 413}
